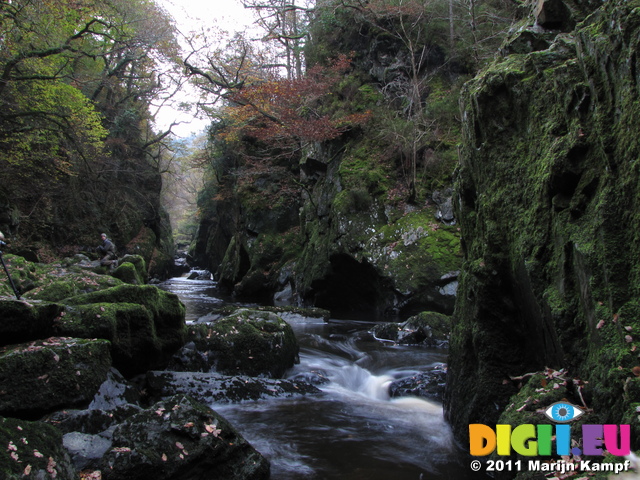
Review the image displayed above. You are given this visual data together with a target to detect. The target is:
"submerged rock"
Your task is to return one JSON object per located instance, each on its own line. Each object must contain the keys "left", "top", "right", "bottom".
{"left": 389, "top": 363, "right": 447, "bottom": 402}
{"left": 371, "top": 311, "right": 450, "bottom": 347}
{"left": 101, "top": 394, "right": 270, "bottom": 480}
{"left": 146, "top": 370, "right": 321, "bottom": 404}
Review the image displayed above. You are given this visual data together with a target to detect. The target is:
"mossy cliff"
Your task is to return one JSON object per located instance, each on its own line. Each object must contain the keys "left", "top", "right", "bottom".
{"left": 444, "top": 0, "right": 640, "bottom": 451}
{"left": 191, "top": 4, "right": 467, "bottom": 319}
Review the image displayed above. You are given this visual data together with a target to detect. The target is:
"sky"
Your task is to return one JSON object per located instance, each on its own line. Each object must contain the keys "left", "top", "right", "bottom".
{"left": 154, "top": 0, "right": 257, "bottom": 137}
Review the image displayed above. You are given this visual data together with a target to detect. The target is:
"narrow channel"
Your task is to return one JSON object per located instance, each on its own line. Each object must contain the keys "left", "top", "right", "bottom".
{"left": 160, "top": 275, "right": 483, "bottom": 479}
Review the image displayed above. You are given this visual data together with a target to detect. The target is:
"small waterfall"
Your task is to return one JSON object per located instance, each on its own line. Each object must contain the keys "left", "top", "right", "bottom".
{"left": 159, "top": 277, "right": 476, "bottom": 479}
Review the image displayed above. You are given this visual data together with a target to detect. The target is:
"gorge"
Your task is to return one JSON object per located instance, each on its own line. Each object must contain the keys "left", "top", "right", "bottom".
{"left": 1, "top": 0, "right": 640, "bottom": 478}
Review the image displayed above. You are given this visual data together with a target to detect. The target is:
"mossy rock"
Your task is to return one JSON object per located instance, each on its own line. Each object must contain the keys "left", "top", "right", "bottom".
{"left": 118, "top": 254, "right": 148, "bottom": 280}
{"left": 56, "top": 303, "right": 162, "bottom": 376}
{"left": 101, "top": 394, "right": 270, "bottom": 480}
{"left": 400, "top": 311, "right": 451, "bottom": 346}
{"left": 0, "top": 254, "right": 40, "bottom": 297}
{"left": 64, "top": 284, "right": 185, "bottom": 332}
{"left": 0, "top": 416, "right": 76, "bottom": 480}
{"left": 171, "top": 309, "right": 299, "bottom": 378}
{"left": 60, "top": 285, "right": 187, "bottom": 375}
{"left": 0, "top": 337, "right": 112, "bottom": 417}
{"left": 112, "top": 261, "right": 145, "bottom": 285}
{"left": 0, "top": 253, "right": 123, "bottom": 302}
{"left": 0, "top": 299, "right": 63, "bottom": 347}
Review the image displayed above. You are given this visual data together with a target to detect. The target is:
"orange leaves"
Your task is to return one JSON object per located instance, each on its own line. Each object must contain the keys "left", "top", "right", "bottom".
{"left": 219, "top": 54, "right": 371, "bottom": 146}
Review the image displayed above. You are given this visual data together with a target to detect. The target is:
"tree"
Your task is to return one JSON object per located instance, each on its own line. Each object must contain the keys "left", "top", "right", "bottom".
{"left": 242, "top": 0, "right": 315, "bottom": 79}
{"left": 217, "top": 54, "right": 371, "bottom": 158}
{"left": 0, "top": 0, "right": 183, "bottom": 247}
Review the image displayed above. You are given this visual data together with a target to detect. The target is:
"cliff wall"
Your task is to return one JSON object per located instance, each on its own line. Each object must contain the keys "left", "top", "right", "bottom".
{"left": 445, "top": 0, "right": 640, "bottom": 448}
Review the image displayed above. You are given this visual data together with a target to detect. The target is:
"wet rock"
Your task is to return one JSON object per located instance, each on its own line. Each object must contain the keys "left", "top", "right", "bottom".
{"left": 0, "top": 416, "right": 77, "bottom": 480}
{"left": 63, "top": 431, "right": 112, "bottom": 470}
{"left": 389, "top": 364, "right": 447, "bottom": 402}
{"left": 371, "top": 311, "right": 450, "bottom": 347}
{"left": 101, "top": 394, "right": 270, "bottom": 480}
{"left": 89, "top": 368, "right": 141, "bottom": 410}
{"left": 0, "top": 337, "right": 112, "bottom": 417}
{"left": 169, "top": 308, "right": 299, "bottom": 378}
{"left": 45, "top": 404, "right": 143, "bottom": 436}
{"left": 187, "top": 269, "right": 212, "bottom": 280}
{"left": 146, "top": 371, "right": 321, "bottom": 404}
{"left": 288, "top": 370, "right": 331, "bottom": 386}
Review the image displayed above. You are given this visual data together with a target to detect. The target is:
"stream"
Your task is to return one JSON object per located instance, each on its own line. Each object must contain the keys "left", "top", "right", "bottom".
{"left": 160, "top": 275, "right": 482, "bottom": 479}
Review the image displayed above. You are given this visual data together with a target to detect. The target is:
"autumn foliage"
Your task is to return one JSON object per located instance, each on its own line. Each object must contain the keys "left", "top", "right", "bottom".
{"left": 219, "top": 54, "right": 372, "bottom": 146}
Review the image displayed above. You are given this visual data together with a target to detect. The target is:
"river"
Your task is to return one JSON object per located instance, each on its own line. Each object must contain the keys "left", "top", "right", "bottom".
{"left": 160, "top": 275, "right": 483, "bottom": 479}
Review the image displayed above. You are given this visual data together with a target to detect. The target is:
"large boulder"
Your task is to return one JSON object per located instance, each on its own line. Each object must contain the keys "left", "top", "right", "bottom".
{"left": 169, "top": 309, "right": 299, "bottom": 378}
{"left": 60, "top": 285, "right": 187, "bottom": 375}
{"left": 0, "top": 416, "right": 76, "bottom": 480}
{"left": 57, "top": 302, "right": 162, "bottom": 376}
{"left": 0, "top": 337, "right": 112, "bottom": 417}
{"left": 101, "top": 395, "right": 270, "bottom": 480}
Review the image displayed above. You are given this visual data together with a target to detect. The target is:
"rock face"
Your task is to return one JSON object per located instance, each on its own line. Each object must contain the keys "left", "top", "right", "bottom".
{"left": 445, "top": 0, "right": 640, "bottom": 448}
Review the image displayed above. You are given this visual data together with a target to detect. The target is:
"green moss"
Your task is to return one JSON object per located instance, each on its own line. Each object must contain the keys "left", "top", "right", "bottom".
{"left": 197, "top": 308, "right": 299, "bottom": 378}
{"left": 0, "top": 337, "right": 112, "bottom": 416}
{"left": 447, "top": 0, "right": 640, "bottom": 447}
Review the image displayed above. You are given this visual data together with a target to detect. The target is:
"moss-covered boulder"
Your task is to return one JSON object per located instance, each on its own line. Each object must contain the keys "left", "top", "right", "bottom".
{"left": 0, "top": 416, "right": 76, "bottom": 480}
{"left": 169, "top": 309, "right": 299, "bottom": 378}
{"left": 101, "top": 394, "right": 270, "bottom": 480}
{"left": 55, "top": 303, "right": 160, "bottom": 376}
{"left": 59, "top": 285, "right": 187, "bottom": 375}
{"left": 111, "top": 255, "right": 148, "bottom": 285}
{"left": 371, "top": 311, "right": 450, "bottom": 347}
{"left": 0, "top": 337, "right": 112, "bottom": 417}
{"left": 0, "top": 300, "right": 63, "bottom": 346}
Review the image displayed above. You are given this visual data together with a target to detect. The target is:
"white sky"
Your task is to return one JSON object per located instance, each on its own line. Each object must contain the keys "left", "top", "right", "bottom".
{"left": 154, "top": 0, "right": 257, "bottom": 137}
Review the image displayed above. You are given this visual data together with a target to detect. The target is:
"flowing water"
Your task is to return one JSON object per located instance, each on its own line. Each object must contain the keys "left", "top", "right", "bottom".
{"left": 160, "top": 276, "right": 483, "bottom": 479}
